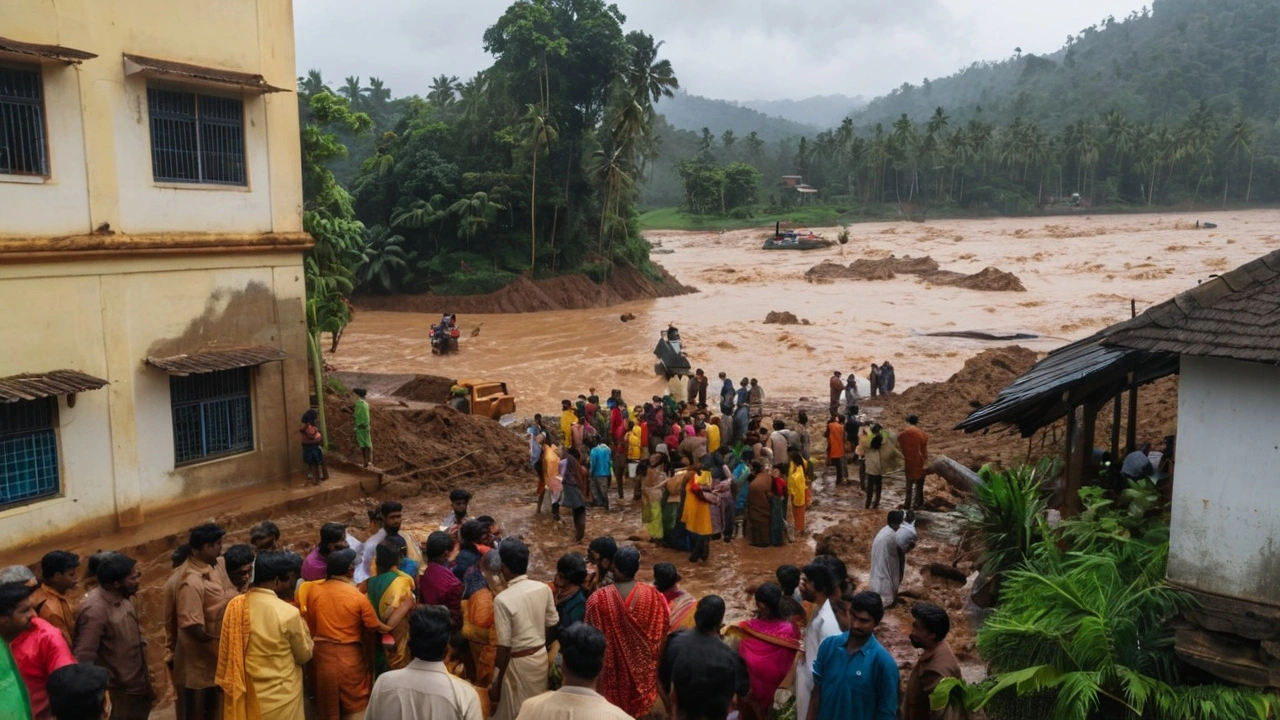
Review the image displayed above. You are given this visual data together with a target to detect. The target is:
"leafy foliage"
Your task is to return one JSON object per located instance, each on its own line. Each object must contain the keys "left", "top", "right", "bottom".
{"left": 958, "top": 459, "right": 1056, "bottom": 589}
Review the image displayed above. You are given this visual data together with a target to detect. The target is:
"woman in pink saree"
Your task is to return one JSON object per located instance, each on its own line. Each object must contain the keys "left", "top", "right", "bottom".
{"left": 726, "top": 582, "right": 802, "bottom": 720}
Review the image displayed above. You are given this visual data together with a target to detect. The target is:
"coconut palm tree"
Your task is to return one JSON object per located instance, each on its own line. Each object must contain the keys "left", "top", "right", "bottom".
{"left": 339, "top": 76, "right": 366, "bottom": 109}
{"left": 298, "top": 69, "right": 328, "bottom": 98}
{"left": 428, "top": 74, "right": 461, "bottom": 106}
{"left": 448, "top": 192, "right": 505, "bottom": 246}
{"left": 520, "top": 104, "right": 558, "bottom": 272}
{"left": 1222, "top": 112, "right": 1255, "bottom": 206}
{"left": 357, "top": 225, "right": 409, "bottom": 294}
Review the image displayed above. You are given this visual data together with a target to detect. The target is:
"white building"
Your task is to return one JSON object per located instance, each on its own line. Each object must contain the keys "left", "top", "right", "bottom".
{"left": 1108, "top": 248, "right": 1280, "bottom": 688}
{"left": 1, "top": 1, "right": 310, "bottom": 552}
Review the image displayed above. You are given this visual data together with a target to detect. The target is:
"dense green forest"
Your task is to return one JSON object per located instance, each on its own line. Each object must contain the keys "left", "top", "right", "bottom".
{"left": 299, "top": 0, "right": 677, "bottom": 317}
{"left": 660, "top": 0, "right": 1279, "bottom": 218}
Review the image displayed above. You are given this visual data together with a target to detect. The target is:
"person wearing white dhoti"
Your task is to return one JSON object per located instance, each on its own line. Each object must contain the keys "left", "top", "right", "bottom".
{"left": 796, "top": 562, "right": 844, "bottom": 720}
{"left": 868, "top": 510, "right": 914, "bottom": 607}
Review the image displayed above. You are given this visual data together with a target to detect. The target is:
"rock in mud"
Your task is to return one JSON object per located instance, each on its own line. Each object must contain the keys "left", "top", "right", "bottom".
{"left": 764, "top": 311, "right": 809, "bottom": 325}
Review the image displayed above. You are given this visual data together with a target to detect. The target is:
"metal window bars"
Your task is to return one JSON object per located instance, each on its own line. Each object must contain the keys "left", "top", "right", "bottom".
{"left": 147, "top": 87, "right": 246, "bottom": 185}
{"left": 170, "top": 369, "right": 254, "bottom": 464}
{"left": 0, "top": 65, "right": 48, "bottom": 176}
{"left": 0, "top": 398, "right": 59, "bottom": 508}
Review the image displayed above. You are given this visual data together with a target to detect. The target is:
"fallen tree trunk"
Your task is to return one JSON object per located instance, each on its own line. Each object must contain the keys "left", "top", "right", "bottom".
{"left": 930, "top": 456, "right": 984, "bottom": 493}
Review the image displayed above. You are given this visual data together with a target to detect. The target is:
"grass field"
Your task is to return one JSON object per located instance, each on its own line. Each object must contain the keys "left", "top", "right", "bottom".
{"left": 639, "top": 205, "right": 852, "bottom": 231}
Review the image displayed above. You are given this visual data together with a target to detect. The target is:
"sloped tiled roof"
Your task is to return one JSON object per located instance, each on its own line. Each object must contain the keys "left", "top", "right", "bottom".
{"left": 0, "top": 370, "right": 107, "bottom": 403}
{"left": 147, "top": 346, "right": 286, "bottom": 376}
{"left": 1105, "top": 249, "right": 1280, "bottom": 365}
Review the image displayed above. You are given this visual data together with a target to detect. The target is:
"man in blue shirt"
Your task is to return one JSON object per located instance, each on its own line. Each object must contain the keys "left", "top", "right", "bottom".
{"left": 807, "top": 590, "right": 899, "bottom": 720}
{"left": 588, "top": 439, "right": 614, "bottom": 511}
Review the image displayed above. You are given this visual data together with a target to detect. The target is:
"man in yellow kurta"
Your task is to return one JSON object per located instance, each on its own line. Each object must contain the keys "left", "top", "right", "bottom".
{"left": 217, "top": 551, "right": 314, "bottom": 720}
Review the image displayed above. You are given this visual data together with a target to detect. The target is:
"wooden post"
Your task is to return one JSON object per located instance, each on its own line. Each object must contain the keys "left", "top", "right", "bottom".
{"left": 1063, "top": 404, "right": 1082, "bottom": 516}
{"left": 1126, "top": 374, "right": 1138, "bottom": 454}
{"left": 1110, "top": 392, "right": 1123, "bottom": 470}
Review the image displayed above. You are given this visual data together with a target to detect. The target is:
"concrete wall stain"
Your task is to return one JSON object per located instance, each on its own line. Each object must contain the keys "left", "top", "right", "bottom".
{"left": 145, "top": 280, "right": 280, "bottom": 359}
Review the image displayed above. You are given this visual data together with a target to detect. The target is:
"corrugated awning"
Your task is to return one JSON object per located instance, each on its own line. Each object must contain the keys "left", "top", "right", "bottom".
{"left": 147, "top": 346, "right": 286, "bottom": 376}
{"left": 0, "top": 370, "right": 108, "bottom": 403}
{"left": 122, "top": 53, "right": 289, "bottom": 93}
{"left": 0, "top": 35, "right": 97, "bottom": 64}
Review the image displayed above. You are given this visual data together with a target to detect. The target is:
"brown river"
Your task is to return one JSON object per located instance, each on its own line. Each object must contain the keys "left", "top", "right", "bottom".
{"left": 333, "top": 209, "right": 1280, "bottom": 413}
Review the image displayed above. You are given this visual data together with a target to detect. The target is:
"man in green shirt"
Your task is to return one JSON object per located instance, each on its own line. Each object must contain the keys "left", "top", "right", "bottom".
{"left": 353, "top": 388, "right": 373, "bottom": 468}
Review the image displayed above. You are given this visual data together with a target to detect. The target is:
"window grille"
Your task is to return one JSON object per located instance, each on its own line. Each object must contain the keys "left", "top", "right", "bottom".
{"left": 0, "top": 398, "right": 60, "bottom": 508}
{"left": 171, "top": 368, "right": 254, "bottom": 464}
{"left": 0, "top": 65, "right": 48, "bottom": 176}
{"left": 148, "top": 87, "right": 246, "bottom": 185}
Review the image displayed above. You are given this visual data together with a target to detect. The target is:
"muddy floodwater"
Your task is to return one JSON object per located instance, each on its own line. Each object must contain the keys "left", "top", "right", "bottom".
{"left": 334, "top": 209, "right": 1280, "bottom": 412}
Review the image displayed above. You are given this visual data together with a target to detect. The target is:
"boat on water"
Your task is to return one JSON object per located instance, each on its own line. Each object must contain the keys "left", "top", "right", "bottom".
{"left": 761, "top": 221, "right": 833, "bottom": 250}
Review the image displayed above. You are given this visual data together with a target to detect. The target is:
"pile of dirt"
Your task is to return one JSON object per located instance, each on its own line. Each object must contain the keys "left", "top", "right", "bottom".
{"left": 936, "top": 267, "right": 1026, "bottom": 292}
{"left": 763, "top": 311, "right": 810, "bottom": 325}
{"left": 326, "top": 391, "right": 534, "bottom": 492}
{"left": 864, "top": 347, "right": 1040, "bottom": 469}
{"left": 355, "top": 264, "right": 695, "bottom": 314}
{"left": 805, "top": 255, "right": 940, "bottom": 283}
{"left": 392, "top": 374, "right": 455, "bottom": 403}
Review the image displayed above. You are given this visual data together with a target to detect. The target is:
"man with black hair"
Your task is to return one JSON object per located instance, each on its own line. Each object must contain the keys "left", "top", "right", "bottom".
{"left": 669, "top": 629, "right": 740, "bottom": 720}
{"left": 899, "top": 415, "right": 930, "bottom": 511}
{"left": 353, "top": 387, "right": 373, "bottom": 468}
{"left": 489, "top": 539, "right": 559, "bottom": 720}
{"left": 904, "top": 603, "right": 961, "bottom": 720}
{"left": 366, "top": 606, "right": 482, "bottom": 719}
{"left": 302, "top": 523, "right": 349, "bottom": 581}
{"left": 3, "top": 580, "right": 74, "bottom": 720}
{"left": 584, "top": 536, "right": 617, "bottom": 594}
{"left": 249, "top": 522, "right": 281, "bottom": 552}
{"left": 516, "top": 622, "right": 630, "bottom": 719}
{"left": 161, "top": 544, "right": 192, "bottom": 717}
{"left": 173, "top": 523, "right": 237, "bottom": 720}
{"left": 807, "top": 591, "right": 898, "bottom": 720}
{"left": 658, "top": 595, "right": 748, "bottom": 706}
{"left": 796, "top": 563, "right": 843, "bottom": 720}
{"left": 303, "top": 548, "right": 391, "bottom": 720}
{"left": 47, "top": 663, "right": 110, "bottom": 720}
{"left": 215, "top": 551, "right": 313, "bottom": 720}
{"left": 869, "top": 510, "right": 914, "bottom": 608}
{"left": 441, "top": 489, "right": 473, "bottom": 539}
{"left": 585, "top": 546, "right": 669, "bottom": 717}
{"left": 223, "top": 544, "right": 255, "bottom": 593}
{"left": 36, "top": 551, "right": 79, "bottom": 646}
{"left": 363, "top": 501, "right": 424, "bottom": 579}
{"left": 418, "top": 531, "right": 462, "bottom": 630}
{"left": 73, "top": 552, "right": 152, "bottom": 720}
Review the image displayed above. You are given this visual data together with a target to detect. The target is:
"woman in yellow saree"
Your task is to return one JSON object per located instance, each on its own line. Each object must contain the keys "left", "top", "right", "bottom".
{"left": 363, "top": 540, "right": 416, "bottom": 675}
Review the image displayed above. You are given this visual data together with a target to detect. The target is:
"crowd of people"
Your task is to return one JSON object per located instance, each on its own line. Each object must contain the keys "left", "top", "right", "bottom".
{"left": 0, "top": 499, "right": 952, "bottom": 720}
{"left": 0, "top": 365, "right": 953, "bottom": 720}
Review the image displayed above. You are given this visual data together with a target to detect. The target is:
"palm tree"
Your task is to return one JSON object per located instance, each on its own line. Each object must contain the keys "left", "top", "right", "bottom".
{"left": 428, "top": 74, "right": 461, "bottom": 106}
{"left": 448, "top": 192, "right": 505, "bottom": 246}
{"left": 1222, "top": 112, "right": 1255, "bottom": 206}
{"left": 521, "top": 104, "right": 558, "bottom": 272}
{"left": 391, "top": 194, "right": 448, "bottom": 251}
{"left": 339, "top": 76, "right": 366, "bottom": 108}
{"left": 365, "top": 77, "right": 391, "bottom": 111}
{"left": 357, "top": 226, "right": 409, "bottom": 294}
{"left": 622, "top": 31, "right": 679, "bottom": 110}
{"left": 298, "top": 69, "right": 328, "bottom": 98}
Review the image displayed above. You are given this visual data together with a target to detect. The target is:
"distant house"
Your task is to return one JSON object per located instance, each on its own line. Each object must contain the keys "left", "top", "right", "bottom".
{"left": 0, "top": 0, "right": 309, "bottom": 552}
{"left": 1106, "top": 248, "right": 1280, "bottom": 689}
{"left": 781, "top": 175, "right": 803, "bottom": 187}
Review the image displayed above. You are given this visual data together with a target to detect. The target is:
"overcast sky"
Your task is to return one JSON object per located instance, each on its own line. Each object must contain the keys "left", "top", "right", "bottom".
{"left": 295, "top": 0, "right": 1151, "bottom": 102}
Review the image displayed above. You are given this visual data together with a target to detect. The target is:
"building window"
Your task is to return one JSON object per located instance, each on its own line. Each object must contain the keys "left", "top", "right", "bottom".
{"left": 0, "top": 398, "right": 60, "bottom": 508}
{"left": 0, "top": 64, "right": 48, "bottom": 176}
{"left": 147, "top": 87, "right": 246, "bottom": 185}
{"left": 171, "top": 368, "right": 254, "bottom": 465}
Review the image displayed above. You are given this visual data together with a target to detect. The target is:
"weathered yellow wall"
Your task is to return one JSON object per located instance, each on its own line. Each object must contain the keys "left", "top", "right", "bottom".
{"left": 1, "top": 0, "right": 302, "bottom": 237}
{"left": 0, "top": 1, "right": 309, "bottom": 552}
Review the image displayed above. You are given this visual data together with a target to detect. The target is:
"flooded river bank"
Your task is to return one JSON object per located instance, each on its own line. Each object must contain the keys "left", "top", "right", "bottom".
{"left": 334, "top": 209, "right": 1280, "bottom": 413}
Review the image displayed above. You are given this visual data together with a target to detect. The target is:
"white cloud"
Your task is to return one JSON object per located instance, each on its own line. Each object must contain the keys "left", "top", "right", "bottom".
{"left": 293, "top": 0, "right": 1152, "bottom": 102}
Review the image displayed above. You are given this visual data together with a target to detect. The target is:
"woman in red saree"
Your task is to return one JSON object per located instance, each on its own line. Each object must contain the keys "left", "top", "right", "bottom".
{"left": 584, "top": 546, "right": 671, "bottom": 717}
{"left": 726, "top": 582, "right": 802, "bottom": 720}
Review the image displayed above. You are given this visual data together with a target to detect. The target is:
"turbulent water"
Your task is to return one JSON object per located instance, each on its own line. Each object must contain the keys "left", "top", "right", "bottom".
{"left": 333, "top": 209, "right": 1280, "bottom": 414}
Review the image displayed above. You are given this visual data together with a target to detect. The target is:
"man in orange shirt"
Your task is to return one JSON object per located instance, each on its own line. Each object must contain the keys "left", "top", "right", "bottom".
{"left": 35, "top": 551, "right": 79, "bottom": 647}
{"left": 898, "top": 415, "right": 930, "bottom": 511}
{"left": 825, "top": 415, "right": 847, "bottom": 486}
{"left": 302, "top": 548, "right": 391, "bottom": 720}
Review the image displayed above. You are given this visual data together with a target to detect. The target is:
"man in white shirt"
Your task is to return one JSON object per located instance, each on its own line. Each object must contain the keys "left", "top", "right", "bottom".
{"left": 489, "top": 539, "right": 559, "bottom": 720}
{"left": 516, "top": 622, "right": 630, "bottom": 719}
{"left": 366, "top": 605, "right": 482, "bottom": 720}
{"left": 796, "top": 562, "right": 843, "bottom": 720}
{"left": 361, "top": 501, "right": 424, "bottom": 580}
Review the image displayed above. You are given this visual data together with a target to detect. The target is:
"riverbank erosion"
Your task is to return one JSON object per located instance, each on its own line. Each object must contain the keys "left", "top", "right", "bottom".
{"left": 354, "top": 263, "right": 695, "bottom": 314}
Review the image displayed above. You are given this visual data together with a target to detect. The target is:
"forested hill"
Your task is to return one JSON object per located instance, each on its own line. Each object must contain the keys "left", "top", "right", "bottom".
{"left": 850, "top": 0, "right": 1280, "bottom": 130}
{"left": 740, "top": 94, "right": 866, "bottom": 130}
{"left": 655, "top": 92, "right": 817, "bottom": 141}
